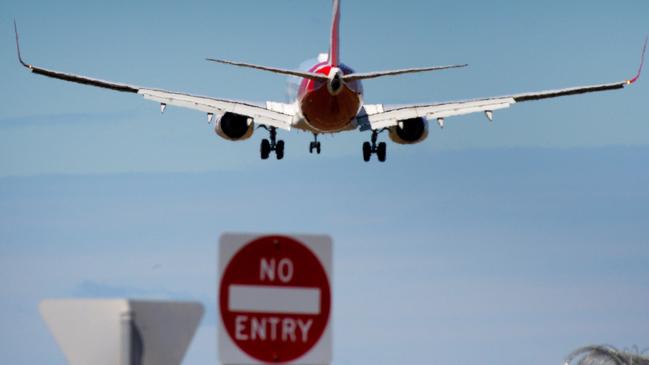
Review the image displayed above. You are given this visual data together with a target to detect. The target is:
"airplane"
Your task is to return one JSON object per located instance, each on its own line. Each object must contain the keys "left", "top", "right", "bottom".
{"left": 13, "top": 0, "right": 646, "bottom": 162}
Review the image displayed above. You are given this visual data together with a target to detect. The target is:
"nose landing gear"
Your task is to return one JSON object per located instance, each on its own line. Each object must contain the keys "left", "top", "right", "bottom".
{"left": 309, "top": 133, "right": 321, "bottom": 154}
{"left": 362, "top": 129, "right": 387, "bottom": 162}
{"left": 260, "top": 126, "right": 284, "bottom": 160}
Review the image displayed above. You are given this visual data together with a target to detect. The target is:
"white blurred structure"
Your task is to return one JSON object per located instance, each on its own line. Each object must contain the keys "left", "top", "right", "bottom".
{"left": 565, "top": 345, "right": 649, "bottom": 365}
{"left": 40, "top": 299, "right": 204, "bottom": 365}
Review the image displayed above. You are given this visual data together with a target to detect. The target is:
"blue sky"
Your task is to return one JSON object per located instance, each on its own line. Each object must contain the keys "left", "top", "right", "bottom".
{"left": 1, "top": 1, "right": 648, "bottom": 365}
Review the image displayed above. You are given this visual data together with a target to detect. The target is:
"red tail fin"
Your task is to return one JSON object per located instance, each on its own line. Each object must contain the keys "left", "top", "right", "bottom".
{"left": 329, "top": 0, "right": 340, "bottom": 66}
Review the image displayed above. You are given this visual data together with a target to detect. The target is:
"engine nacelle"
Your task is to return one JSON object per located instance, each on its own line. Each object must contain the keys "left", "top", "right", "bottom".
{"left": 388, "top": 117, "right": 429, "bottom": 144}
{"left": 214, "top": 112, "right": 254, "bottom": 141}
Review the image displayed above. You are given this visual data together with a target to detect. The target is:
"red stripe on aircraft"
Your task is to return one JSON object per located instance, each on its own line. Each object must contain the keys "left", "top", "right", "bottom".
{"left": 329, "top": 0, "right": 341, "bottom": 66}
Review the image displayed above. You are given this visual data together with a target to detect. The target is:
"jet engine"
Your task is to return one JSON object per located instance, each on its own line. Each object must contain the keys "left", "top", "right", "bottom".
{"left": 388, "top": 117, "right": 429, "bottom": 144}
{"left": 214, "top": 112, "right": 254, "bottom": 141}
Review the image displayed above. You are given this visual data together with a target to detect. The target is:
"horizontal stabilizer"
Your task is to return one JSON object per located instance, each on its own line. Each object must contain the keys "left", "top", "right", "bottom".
{"left": 208, "top": 57, "right": 467, "bottom": 83}
{"left": 343, "top": 64, "right": 468, "bottom": 81}
{"left": 206, "top": 58, "right": 328, "bottom": 81}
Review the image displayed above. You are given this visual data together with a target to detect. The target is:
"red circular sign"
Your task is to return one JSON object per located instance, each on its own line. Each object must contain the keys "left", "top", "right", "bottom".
{"left": 219, "top": 235, "right": 331, "bottom": 363}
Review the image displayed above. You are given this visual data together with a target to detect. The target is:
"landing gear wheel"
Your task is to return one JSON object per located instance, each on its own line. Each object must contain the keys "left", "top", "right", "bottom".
{"left": 362, "top": 141, "right": 372, "bottom": 162}
{"left": 377, "top": 142, "right": 387, "bottom": 162}
{"left": 260, "top": 126, "right": 285, "bottom": 160}
{"left": 276, "top": 140, "right": 285, "bottom": 160}
{"left": 309, "top": 134, "right": 321, "bottom": 155}
{"left": 260, "top": 139, "right": 271, "bottom": 160}
{"left": 362, "top": 129, "right": 387, "bottom": 162}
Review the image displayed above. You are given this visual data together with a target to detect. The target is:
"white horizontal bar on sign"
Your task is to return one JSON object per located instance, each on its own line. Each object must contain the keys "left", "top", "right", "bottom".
{"left": 228, "top": 285, "right": 321, "bottom": 315}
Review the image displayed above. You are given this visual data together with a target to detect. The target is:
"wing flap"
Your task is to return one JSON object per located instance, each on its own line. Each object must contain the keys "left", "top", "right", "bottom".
{"left": 361, "top": 97, "right": 515, "bottom": 130}
{"left": 139, "top": 89, "right": 293, "bottom": 130}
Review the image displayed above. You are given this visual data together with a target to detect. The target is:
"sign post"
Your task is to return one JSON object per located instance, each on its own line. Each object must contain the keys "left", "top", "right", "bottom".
{"left": 218, "top": 233, "right": 332, "bottom": 365}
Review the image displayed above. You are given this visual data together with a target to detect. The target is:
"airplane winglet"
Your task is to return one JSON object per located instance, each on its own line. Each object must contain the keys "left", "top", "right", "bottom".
{"left": 13, "top": 20, "right": 32, "bottom": 69}
{"left": 626, "top": 36, "right": 647, "bottom": 85}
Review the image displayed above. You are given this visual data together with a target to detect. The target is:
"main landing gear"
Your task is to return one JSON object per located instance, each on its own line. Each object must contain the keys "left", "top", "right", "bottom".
{"left": 260, "top": 126, "right": 284, "bottom": 160}
{"left": 309, "top": 133, "right": 321, "bottom": 154}
{"left": 362, "top": 129, "right": 387, "bottom": 162}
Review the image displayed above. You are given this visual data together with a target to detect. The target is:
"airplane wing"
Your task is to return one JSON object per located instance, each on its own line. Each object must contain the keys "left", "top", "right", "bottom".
{"left": 14, "top": 24, "right": 295, "bottom": 131}
{"left": 359, "top": 39, "right": 646, "bottom": 131}
{"left": 358, "top": 82, "right": 628, "bottom": 130}
{"left": 138, "top": 89, "right": 295, "bottom": 130}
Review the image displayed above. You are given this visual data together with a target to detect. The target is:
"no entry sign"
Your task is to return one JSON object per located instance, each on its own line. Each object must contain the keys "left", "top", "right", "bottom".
{"left": 218, "top": 234, "right": 332, "bottom": 365}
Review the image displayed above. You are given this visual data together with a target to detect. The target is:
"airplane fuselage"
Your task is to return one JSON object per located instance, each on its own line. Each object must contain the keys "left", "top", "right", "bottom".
{"left": 298, "top": 62, "right": 363, "bottom": 132}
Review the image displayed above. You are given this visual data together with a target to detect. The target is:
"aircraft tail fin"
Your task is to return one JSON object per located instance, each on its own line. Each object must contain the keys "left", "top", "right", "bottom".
{"left": 329, "top": 0, "right": 341, "bottom": 66}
